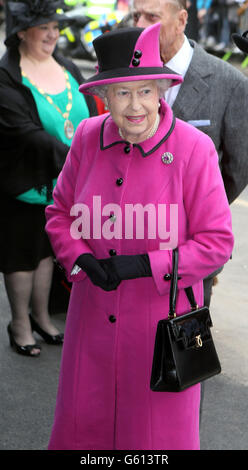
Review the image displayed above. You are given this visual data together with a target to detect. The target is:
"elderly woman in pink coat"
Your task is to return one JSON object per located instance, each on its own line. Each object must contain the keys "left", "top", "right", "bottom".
{"left": 45, "top": 23, "right": 234, "bottom": 450}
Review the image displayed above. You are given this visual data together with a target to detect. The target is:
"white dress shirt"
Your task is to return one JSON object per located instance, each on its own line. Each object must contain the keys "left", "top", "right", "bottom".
{"left": 165, "top": 36, "right": 193, "bottom": 108}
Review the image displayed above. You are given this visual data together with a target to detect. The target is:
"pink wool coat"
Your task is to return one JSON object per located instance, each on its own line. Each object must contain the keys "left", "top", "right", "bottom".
{"left": 45, "top": 100, "right": 234, "bottom": 450}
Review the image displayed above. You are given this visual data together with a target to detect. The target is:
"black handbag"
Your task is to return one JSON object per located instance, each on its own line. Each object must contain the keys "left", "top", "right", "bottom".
{"left": 150, "top": 248, "right": 221, "bottom": 392}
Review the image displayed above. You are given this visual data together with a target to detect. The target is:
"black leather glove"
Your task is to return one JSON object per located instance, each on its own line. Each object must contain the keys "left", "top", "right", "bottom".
{"left": 99, "top": 254, "right": 152, "bottom": 281}
{"left": 75, "top": 253, "right": 121, "bottom": 291}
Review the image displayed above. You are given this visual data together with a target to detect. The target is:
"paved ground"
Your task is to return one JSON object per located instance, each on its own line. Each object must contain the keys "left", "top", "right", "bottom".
{"left": 0, "top": 22, "right": 247, "bottom": 451}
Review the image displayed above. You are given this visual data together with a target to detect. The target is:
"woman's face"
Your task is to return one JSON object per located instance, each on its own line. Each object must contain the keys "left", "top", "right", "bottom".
{"left": 18, "top": 21, "right": 60, "bottom": 59}
{"left": 106, "top": 80, "right": 160, "bottom": 143}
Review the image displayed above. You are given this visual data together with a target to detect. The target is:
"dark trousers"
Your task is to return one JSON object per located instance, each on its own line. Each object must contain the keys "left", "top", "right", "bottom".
{"left": 199, "top": 276, "right": 214, "bottom": 423}
{"left": 200, "top": 268, "right": 223, "bottom": 423}
{"left": 203, "top": 273, "right": 217, "bottom": 308}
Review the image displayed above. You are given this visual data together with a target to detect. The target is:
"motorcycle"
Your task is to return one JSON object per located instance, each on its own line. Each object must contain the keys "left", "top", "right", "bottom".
{"left": 57, "top": 5, "right": 127, "bottom": 61}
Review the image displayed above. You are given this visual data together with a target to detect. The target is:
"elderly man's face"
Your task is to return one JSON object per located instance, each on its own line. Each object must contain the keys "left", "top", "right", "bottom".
{"left": 132, "top": 0, "right": 187, "bottom": 63}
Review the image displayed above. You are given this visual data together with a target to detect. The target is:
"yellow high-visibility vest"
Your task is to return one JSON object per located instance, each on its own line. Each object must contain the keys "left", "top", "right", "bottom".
{"left": 84, "top": 0, "right": 117, "bottom": 20}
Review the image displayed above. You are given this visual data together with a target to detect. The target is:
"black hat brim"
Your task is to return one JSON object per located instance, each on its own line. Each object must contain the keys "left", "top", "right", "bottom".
{"left": 5, "top": 13, "right": 73, "bottom": 47}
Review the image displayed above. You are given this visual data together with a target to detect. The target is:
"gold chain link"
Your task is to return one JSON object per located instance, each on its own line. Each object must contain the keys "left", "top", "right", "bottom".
{"left": 21, "top": 67, "right": 72, "bottom": 120}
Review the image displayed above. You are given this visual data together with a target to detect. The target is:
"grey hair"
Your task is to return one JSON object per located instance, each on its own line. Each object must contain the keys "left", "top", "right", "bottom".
{"left": 89, "top": 85, "right": 109, "bottom": 100}
{"left": 89, "top": 79, "right": 172, "bottom": 100}
{"left": 130, "top": 0, "right": 187, "bottom": 10}
{"left": 156, "top": 79, "right": 173, "bottom": 98}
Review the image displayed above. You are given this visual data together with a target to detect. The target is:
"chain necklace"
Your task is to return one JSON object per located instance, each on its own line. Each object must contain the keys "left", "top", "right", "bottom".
{"left": 119, "top": 113, "right": 160, "bottom": 142}
{"left": 21, "top": 67, "right": 74, "bottom": 139}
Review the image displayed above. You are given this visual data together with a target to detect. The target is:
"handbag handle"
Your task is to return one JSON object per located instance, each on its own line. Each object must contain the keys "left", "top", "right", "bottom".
{"left": 168, "top": 248, "right": 179, "bottom": 318}
{"left": 168, "top": 248, "right": 198, "bottom": 319}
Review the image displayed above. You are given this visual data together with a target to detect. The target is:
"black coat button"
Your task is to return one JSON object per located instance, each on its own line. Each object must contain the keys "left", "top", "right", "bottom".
{"left": 132, "top": 58, "right": 140, "bottom": 67}
{"left": 124, "top": 145, "right": 130, "bottom": 154}
{"left": 163, "top": 273, "right": 181, "bottom": 281}
{"left": 109, "top": 214, "right": 117, "bottom": 222}
{"left": 109, "top": 249, "right": 116, "bottom": 256}
{"left": 116, "top": 177, "right": 123, "bottom": 186}
{"left": 109, "top": 315, "right": 116, "bottom": 323}
{"left": 134, "top": 50, "right": 142, "bottom": 58}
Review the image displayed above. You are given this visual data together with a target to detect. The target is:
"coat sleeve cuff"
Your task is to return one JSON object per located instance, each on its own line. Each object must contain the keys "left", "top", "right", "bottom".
{"left": 71, "top": 264, "right": 82, "bottom": 276}
{"left": 67, "top": 268, "right": 86, "bottom": 283}
{"left": 65, "top": 246, "right": 94, "bottom": 283}
{"left": 148, "top": 249, "right": 172, "bottom": 296}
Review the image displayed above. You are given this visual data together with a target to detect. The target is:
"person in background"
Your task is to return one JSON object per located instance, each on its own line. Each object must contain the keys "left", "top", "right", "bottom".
{"left": 0, "top": 0, "right": 98, "bottom": 357}
{"left": 185, "top": 0, "right": 199, "bottom": 41}
{"left": 131, "top": 0, "right": 248, "bottom": 307}
{"left": 45, "top": 22, "right": 233, "bottom": 450}
{"left": 232, "top": 28, "right": 248, "bottom": 53}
